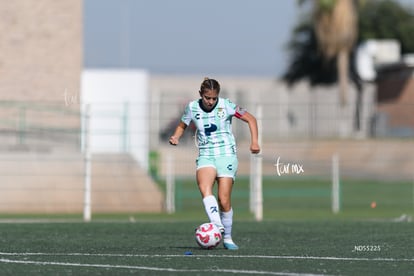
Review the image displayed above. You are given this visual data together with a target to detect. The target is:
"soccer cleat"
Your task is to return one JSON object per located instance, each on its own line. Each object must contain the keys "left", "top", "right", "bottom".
{"left": 215, "top": 224, "right": 225, "bottom": 236}
{"left": 223, "top": 238, "right": 239, "bottom": 250}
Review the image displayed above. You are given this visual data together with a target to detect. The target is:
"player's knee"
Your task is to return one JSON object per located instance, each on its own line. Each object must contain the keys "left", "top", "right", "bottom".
{"left": 218, "top": 198, "right": 231, "bottom": 212}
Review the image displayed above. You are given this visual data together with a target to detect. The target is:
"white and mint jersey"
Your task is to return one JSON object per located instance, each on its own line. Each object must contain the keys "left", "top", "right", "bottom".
{"left": 181, "top": 98, "right": 246, "bottom": 157}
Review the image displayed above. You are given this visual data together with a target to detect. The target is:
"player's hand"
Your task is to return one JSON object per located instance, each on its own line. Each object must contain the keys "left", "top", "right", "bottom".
{"left": 250, "top": 143, "right": 260, "bottom": 154}
{"left": 169, "top": 136, "right": 179, "bottom": 146}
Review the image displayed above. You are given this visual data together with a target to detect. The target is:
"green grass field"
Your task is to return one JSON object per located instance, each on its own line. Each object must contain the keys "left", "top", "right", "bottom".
{"left": 0, "top": 177, "right": 412, "bottom": 275}
{"left": 0, "top": 220, "right": 412, "bottom": 275}
{"left": 173, "top": 176, "right": 414, "bottom": 220}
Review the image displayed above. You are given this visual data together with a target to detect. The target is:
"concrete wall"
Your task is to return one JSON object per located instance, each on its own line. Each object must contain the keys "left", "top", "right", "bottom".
{"left": 0, "top": 1, "right": 164, "bottom": 214}
{"left": 0, "top": 0, "right": 82, "bottom": 103}
{"left": 81, "top": 69, "right": 150, "bottom": 169}
{"left": 376, "top": 65, "right": 414, "bottom": 137}
{"left": 0, "top": 152, "right": 163, "bottom": 213}
{"left": 0, "top": 0, "right": 83, "bottom": 150}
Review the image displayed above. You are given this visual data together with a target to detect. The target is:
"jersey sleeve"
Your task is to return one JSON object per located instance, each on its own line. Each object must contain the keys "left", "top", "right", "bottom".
{"left": 180, "top": 103, "right": 192, "bottom": 126}
{"left": 224, "top": 98, "right": 247, "bottom": 119}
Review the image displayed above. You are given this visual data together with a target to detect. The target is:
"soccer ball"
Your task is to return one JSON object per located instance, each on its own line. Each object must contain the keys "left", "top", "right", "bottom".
{"left": 195, "top": 222, "right": 222, "bottom": 249}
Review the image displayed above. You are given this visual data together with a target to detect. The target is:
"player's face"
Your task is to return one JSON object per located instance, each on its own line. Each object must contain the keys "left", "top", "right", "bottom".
{"left": 200, "top": 89, "right": 218, "bottom": 111}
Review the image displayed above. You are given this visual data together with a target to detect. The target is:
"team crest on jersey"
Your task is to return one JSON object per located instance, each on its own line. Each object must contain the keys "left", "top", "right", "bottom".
{"left": 217, "top": 108, "right": 226, "bottom": 119}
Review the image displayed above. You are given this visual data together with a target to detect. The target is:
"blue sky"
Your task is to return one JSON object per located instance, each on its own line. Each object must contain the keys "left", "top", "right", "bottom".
{"left": 83, "top": 0, "right": 413, "bottom": 77}
{"left": 84, "top": 0, "right": 298, "bottom": 77}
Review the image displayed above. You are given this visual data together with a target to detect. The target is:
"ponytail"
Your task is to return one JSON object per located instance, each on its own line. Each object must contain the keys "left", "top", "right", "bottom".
{"left": 200, "top": 77, "right": 220, "bottom": 94}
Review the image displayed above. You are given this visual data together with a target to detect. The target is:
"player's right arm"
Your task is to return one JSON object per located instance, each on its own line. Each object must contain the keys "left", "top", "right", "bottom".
{"left": 169, "top": 121, "right": 187, "bottom": 145}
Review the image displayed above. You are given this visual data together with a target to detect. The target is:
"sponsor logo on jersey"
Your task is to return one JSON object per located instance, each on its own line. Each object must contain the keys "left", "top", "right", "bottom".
{"left": 217, "top": 108, "right": 226, "bottom": 119}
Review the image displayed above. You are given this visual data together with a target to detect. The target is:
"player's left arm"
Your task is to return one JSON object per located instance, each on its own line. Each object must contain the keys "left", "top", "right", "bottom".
{"left": 238, "top": 111, "right": 260, "bottom": 154}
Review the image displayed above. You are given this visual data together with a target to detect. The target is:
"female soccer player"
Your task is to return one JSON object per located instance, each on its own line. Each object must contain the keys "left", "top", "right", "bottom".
{"left": 169, "top": 78, "right": 260, "bottom": 250}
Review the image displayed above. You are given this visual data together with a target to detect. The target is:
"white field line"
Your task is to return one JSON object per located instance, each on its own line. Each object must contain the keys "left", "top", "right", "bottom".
{"left": 0, "top": 252, "right": 413, "bottom": 262}
{"left": 0, "top": 257, "right": 328, "bottom": 276}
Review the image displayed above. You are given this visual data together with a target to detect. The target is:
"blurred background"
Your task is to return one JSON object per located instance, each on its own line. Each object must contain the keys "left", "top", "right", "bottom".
{"left": 0, "top": 0, "right": 413, "bottom": 220}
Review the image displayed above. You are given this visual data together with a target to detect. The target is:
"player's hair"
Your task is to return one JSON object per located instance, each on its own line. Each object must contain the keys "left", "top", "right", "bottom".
{"left": 200, "top": 77, "right": 220, "bottom": 94}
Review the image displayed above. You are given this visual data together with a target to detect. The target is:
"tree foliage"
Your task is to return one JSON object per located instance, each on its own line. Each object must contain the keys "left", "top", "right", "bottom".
{"left": 283, "top": 19, "right": 341, "bottom": 86}
{"left": 283, "top": 0, "right": 414, "bottom": 86}
{"left": 358, "top": 0, "right": 414, "bottom": 53}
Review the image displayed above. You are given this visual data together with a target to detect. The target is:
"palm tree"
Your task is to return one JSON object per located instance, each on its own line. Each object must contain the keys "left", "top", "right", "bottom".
{"left": 312, "top": 0, "right": 358, "bottom": 107}
{"left": 285, "top": 0, "right": 414, "bottom": 134}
